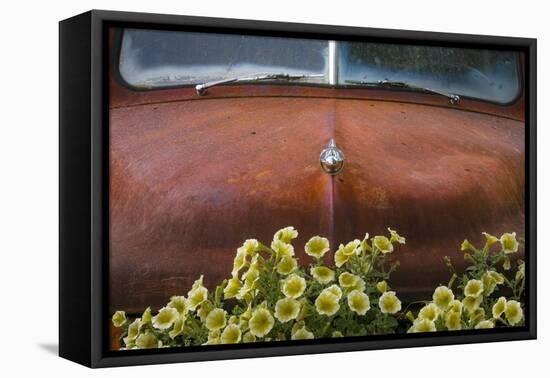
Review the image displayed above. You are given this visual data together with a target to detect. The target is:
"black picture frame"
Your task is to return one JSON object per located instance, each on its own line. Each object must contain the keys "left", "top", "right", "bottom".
{"left": 59, "top": 9, "right": 537, "bottom": 368}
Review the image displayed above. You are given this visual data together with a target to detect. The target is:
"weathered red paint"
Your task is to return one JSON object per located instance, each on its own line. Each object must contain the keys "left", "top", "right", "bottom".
{"left": 109, "top": 82, "right": 525, "bottom": 313}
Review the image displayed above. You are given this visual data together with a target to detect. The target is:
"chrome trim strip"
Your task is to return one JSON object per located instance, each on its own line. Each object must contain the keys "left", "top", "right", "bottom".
{"left": 328, "top": 40, "right": 338, "bottom": 85}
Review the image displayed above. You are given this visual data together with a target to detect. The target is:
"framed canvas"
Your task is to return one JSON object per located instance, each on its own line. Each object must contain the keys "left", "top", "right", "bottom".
{"left": 59, "top": 10, "right": 537, "bottom": 368}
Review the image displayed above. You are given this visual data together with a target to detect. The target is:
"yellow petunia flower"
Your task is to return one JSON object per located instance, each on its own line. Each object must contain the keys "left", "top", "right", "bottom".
{"left": 432, "top": 286, "right": 455, "bottom": 310}
{"left": 360, "top": 233, "right": 371, "bottom": 253}
{"left": 305, "top": 236, "right": 330, "bottom": 259}
{"left": 504, "top": 300, "right": 523, "bottom": 325}
{"left": 388, "top": 228, "right": 406, "bottom": 244}
{"left": 409, "top": 318, "right": 436, "bottom": 333}
{"left": 232, "top": 248, "right": 248, "bottom": 276}
{"left": 378, "top": 291, "right": 402, "bottom": 314}
{"left": 291, "top": 321, "right": 305, "bottom": 336}
{"left": 462, "top": 295, "right": 483, "bottom": 314}
{"left": 291, "top": 327, "right": 315, "bottom": 340}
{"left": 352, "top": 276, "right": 366, "bottom": 292}
{"left": 112, "top": 310, "right": 127, "bottom": 328}
{"left": 334, "top": 247, "right": 350, "bottom": 267}
{"left": 482, "top": 271, "right": 503, "bottom": 296}
{"left": 224, "top": 276, "right": 243, "bottom": 299}
{"left": 274, "top": 297, "right": 301, "bottom": 323}
{"left": 503, "top": 256, "right": 511, "bottom": 271}
{"left": 475, "top": 320, "right": 495, "bottom": 329}
{"left": 274, "top": 226, "right": 298, "bottom": 244}
{"left": 220, "top": 324, "right": 242, "bottom": 344}
{"left": 152, "top": 307, "right": 179, "bottom": 330}
{"left": 361, "top": 261, "right": 372, "bottom": 273}
{"left": 190, "top": 275, "right": 205, "bottom": 290}
{"left": 237, "top": 276, "right": 258, "bottom": 301}
{"left": 141, "top": 307, "right": 152, "bottom": 325}
{"left": 281, "top": 274, "right": 307, "bottom": 299}
{"left": 500, "top": 232, "right": 519, "bottom": 254}
{"left": 126, "top": 318, "right": 142, "bottom": 342}
{"left": 488, "top": 270, "right": 505, "bottom": 284}
{"left": 418, "top": 303, "right": 441, "bottom": 322}
{"left": 315, "top": 290, "right": 340, "bottom": 316}
{"left": 240, "top": 239, "right": 259, "bottom": 256}
{"left": 310, "top": 266, "right": 335, "bottom": 284}
{"left": 277, "top": 256, "right": 298, "bottom": 275}
{"left": 464, "top": 279, "right": 484, "bottom": 298}
{"left": 347, "top": 289, "right": 371, "bottom": 315}
{"left": 205, "top": 308, "right": 227, "bottom": 331}
{"left": 516, "top": 261, "right": 525, "bottom": 281}
{"left": 248, "top": 308, "right": 275, "bottom": 338}
{"left": 461, "top": 239, "right": 475, "bottom": 252}
{"left": 228, "top": 315, "right": 238, "bottom": 325}
{"left": 188, "top": 286, "right": 209, "bottom": 311}
{"left": 373, "top": 236, "right": 394, "bottom": 254}
{"left": 242, "top": 331, "right": 256, "bottom": 343}
{"left": 169, "top": 314, "right": 186, "bottom": 339}
{"left": 197, "top": 300, "right": 214, "bottom": 323}
{"left": 338, "top": 272, "right": 359, "bottom": 288}
{"left": 445, "top": 310, "right": 462, "bottom": 331}
{"left": 241, "top": 263, "right": 260, "bottom": 284}
{"left": 203, "top": 330, "right": 221, "bottom": 345}
{"left": 271, "top": 239, "right": 295, "bottom": 258}
{"left": 376, "top": 281, "right": 389, "bottom": 293}
{"left": 448, "top": 300, "right": 463, "bottom": 314}
{"left": 135, "top": 331, "right": 162, "bottom": 349}
{"left": 482, "top": 232, "right": 499, "bottom": 247}
{"left": 340, "top": 239, "right": 362, "bottom": 256}
{"left": 492, "top": 297, "right": 507, "bottom": 318}
{"left": 469, "top": 308, "right": 486, "bottom": 325}
{"left": 168, "top": 296, "right": 189, "bottom": 315}
{"left": 325, "top": 284, "right": 343, "bottom": 300}
{"left": 239, "top": 303, "right": 252, "bottom": 320}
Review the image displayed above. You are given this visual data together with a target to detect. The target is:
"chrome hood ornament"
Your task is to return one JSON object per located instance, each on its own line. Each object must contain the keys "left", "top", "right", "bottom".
{"left": 320, "top": 138, "right": 345, "bottom": 175}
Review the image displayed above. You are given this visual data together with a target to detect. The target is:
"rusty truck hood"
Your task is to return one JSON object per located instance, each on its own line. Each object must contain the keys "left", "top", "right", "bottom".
{"left": 109, "top": 96, "right": 524, "bottom": 312}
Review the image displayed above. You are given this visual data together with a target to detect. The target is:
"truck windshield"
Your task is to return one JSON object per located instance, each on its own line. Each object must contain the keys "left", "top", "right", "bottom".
{"left": 338, "top": 41, "right": 521, "bottom": 103}
{"left": 118, "top": 28, "right": 329, "bottom": 88}
{"left": 117, "top": 28, "right": 521, "bottom": 104}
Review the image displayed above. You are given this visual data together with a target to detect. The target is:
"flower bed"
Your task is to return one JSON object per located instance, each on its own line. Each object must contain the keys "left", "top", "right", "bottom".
{"left": 112, "top": 227, "right": 525, "bottom": 349}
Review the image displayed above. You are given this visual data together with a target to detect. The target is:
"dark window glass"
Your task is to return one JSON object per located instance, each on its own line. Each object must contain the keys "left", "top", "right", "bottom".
{"left": 338, "top": 42, "right": 521, "bottom": 103}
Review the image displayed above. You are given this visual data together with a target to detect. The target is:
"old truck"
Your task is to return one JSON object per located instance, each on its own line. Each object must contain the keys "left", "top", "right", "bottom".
{"left": 108, "top": 28, "right": 525, "bottom": 316}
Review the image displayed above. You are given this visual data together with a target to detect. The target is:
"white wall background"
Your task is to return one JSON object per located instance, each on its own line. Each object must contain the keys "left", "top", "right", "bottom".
{"left": 0, "top": 0, "right": 546, "bottom": 375}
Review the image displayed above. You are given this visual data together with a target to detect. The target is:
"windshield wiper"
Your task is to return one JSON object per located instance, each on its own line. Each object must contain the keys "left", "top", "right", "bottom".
{"left": 344, "top": 79, "right": 461, "bottom": 105}
{"left": 195, "top": 73, "right": 325, "bottom": 96}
